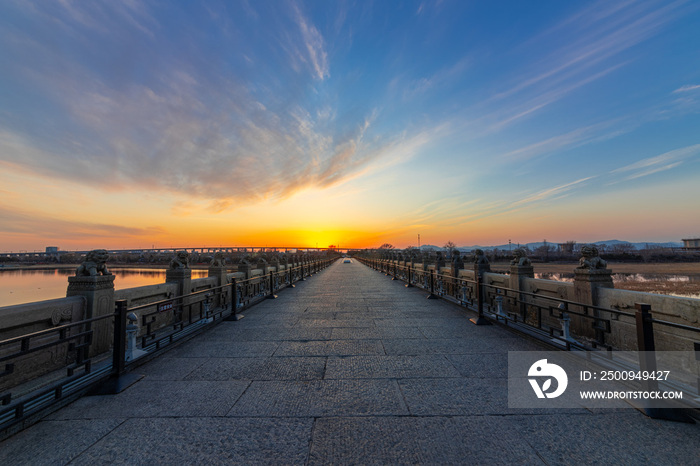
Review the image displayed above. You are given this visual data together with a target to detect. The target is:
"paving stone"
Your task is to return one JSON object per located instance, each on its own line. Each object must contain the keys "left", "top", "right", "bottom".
{"left": 0, "top": 419, "right": 124, "bottom": 466}
{"left": 512, "top": 412, "right": 700, "bottom": 465}
{"left": 324, "top": 355, "right": 461, "bottom": 379}
{"left": 399, "top": 377, "right": 509, "bottom": 415}
{"left": 168, "top": 340, "right": 280, "bottom": 358}
{"left": 374, "top": 317, "right": 466, "bottom": 327}
{"left": 295, "top": 318, "right": 375, "bottom": 328}
{"left": 447, "top": 352, "right": 510, "bottom": 378}
{"left": 48, "top": 380, "right": 249, "bottom": 419}
{"left": 330, "top": 326, "right": 425, "bottom": 340}
{"left": 228, "top": 380, "right": 409, "bottom": 417}
{"left": 275, "top": 339, "right": 385, "bottom": 356}
{"left": 139, "top": 356, "right": 207, "bottom": 380}
{"left": 70, "top": 417, "right": 313, "bottom": 465}
{"left": 383, "top": 336, "right": 533, "bottom": 355}
{"left": 308, "top": 416, "right": 543, "bottom": 465}
{"left": 199, "top": 326, "right": 332, "bottom": 342}
{"left": 185, "top": 356, "right": 326, "bottom": 381}
{"left": 419, "top": 323, "right": 509, "bottom": 339}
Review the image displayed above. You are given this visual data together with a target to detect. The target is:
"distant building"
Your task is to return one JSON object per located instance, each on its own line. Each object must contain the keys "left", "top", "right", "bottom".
{"left": 681, "top": 238, "right": 700, "bottom": 250}
{"left": 558, "top": 241, "right": 576, "bottom": 254}
{"left": 45, "top": 247, "right": 59, "bottom": 253}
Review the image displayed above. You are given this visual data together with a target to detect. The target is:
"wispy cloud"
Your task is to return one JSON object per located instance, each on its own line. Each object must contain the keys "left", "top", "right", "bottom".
{"left": 510, "top": 177, "right": 595, "bottom": 207}
{"left": 290, "top": 2, "right": 329, "bottom": 80}
{"left": 477, "top": 1, "right": 688, "bottom": 133}
{"left": 673, "top": 84, "right": 700, "bottom": 93}
{"left": 0, "top": 1, "right": 404, "bottom": 209}
{"left": 498, "top": 117, "right": 627, "bottom": 161}
{"left": 403, "top": 57, "right": 470, "bottom": 100}
{"left": 609, "top": 143, "right": 700, "bottom": 181}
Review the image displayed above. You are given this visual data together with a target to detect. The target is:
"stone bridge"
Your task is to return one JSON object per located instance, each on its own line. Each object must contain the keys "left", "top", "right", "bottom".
{"left": 1, "top": 260, "right": 698, "bottom": 464}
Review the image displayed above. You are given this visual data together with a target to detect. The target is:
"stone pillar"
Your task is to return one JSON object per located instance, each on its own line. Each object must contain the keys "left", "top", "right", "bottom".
{"left": 67, "top": 275, "right": 115, "bottom": 357}
{"left": 572, "top": 246, "right": 613, "bottom": 341}
{"left": 208, "top": 264, "right": 227, "bottom": 309}
{"left": 509, "top": 264, "right": 534, "bottom": 290}
{"left": 166, "top": 260, "right": 192, "bottom": 322}
{"left": 257, "top": 258, "right": 269, "bottom": 275}
{"left": 451, "top": 251, "right": 464, "bottom": 278}
{"left": 573, "top": 269, "right": 614, "bottom": 305}
{"left": 166, "top": 266, "right": 192, "bottom": 296}
{"left": 509, "top": 264, "right": 534, "bottom": 320}
{"left": 208, "top": 265, "right": 227, "bottom": 287}
{"left": 472, "top": 249, "right": 491, "bottom": 276}
{"left": 237, "top": 256, "right": 252, "bottom": 279}
{"left": 435, "top": 252, "right": 446, "bottom": 273}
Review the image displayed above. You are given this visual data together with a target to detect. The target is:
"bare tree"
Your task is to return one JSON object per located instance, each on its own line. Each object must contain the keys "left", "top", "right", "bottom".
{"left": 378, "top": 243, "right": 394, "bottom": 250}
{"left": 443, "top": 240, "right": 457, "bottom": 258}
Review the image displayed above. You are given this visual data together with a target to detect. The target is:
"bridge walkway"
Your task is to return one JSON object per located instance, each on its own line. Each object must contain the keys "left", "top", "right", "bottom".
{"left": 1, "top": 260, "right": 698, "bottom": 464}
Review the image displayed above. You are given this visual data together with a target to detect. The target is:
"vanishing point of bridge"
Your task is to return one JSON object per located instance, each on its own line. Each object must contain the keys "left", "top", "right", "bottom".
{"left": 1, "top": 259, "right": 698, "bottom": 464}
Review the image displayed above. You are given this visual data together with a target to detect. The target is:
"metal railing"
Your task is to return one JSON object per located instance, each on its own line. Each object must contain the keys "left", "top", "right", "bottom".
{"left": 357, "top": 258, "right": 700, "bottom": 356}
{"left": 0, "top": 258, "right": 336, "bottom": 434}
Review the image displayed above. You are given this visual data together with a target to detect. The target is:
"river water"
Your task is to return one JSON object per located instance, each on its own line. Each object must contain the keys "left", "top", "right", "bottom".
{"left": 0, "top": 268, "right": 209, "bottom": 307}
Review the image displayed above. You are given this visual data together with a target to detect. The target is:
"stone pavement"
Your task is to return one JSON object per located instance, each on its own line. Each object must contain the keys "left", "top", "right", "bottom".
{"left": 1, "top": 260, "right": 698, "bottom": 465}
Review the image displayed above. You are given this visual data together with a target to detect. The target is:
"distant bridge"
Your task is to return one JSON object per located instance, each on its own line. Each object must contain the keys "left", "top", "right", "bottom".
{"left": 0, "top": 246, "right": 353, "bottom": 259}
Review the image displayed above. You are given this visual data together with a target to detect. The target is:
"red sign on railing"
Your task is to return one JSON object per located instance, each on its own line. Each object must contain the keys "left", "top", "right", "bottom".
{"left": 158, "top": 301, "right": 174, "bottom": 313}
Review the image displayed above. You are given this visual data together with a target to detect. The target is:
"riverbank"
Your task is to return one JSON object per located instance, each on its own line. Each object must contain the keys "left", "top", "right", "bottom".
{"left": 524, "top": 261, "right": 700, "bottom": 298}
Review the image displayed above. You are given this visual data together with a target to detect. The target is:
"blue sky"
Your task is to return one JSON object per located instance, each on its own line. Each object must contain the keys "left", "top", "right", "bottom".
{"left": 1, "top": 0, "right": 699, "bottom": 251}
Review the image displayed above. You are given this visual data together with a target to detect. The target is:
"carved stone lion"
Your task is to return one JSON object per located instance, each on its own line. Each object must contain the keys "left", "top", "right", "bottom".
{"left": 210, "top": 252, "right": 225, "bottom": 267}
{"left": 473, "top": 249, "right": 489, "bottom": 265}
{"left": 510, "top": 248, "right": 532, "bottom": 266}
{"left": 577, "top": 245, "right": 607, "bottom": 269}
{"left": 170, "top": 250, "right": 190, "bottom": 269}
{"left": 75, "top": 249, "right": 110, "bottom": 276}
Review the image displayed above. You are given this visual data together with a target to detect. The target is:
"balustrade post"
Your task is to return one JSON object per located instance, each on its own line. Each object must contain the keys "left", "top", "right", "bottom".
{"left": 470, "top": 272, "right": 491, "bottom": 325}
{"left": 91, "top": 299, "right": 143, "bottom": 394}
{"left": 632, "top": 303, "right": 690, "bottom": 422}
{"left": 427, "top": 269, "right": 438, "bottom": 299}
{"left": 125, "top": 312, "right": 147, "bottom": 361}
{"left": 268, "top": 272, "right": 278, "bottom": 299}
{"left": 226, "top": 279, "right": 243, "bottom": 321}
{"left": 635, "top": 303, "right": 657, "bottom": 388}
{"left": 113, "top": 300, "right": 127, "bottom": 377}
{"left": 406, "top": 265, "right": 413, "bottom": 288}
{"left": 288, "top": 267, "right": 295, "bottom": 288}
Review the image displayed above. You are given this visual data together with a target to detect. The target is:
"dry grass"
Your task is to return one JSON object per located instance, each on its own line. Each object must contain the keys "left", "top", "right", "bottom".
{"left": 524, "top": 261, "right": 700, "bottom": 275}
{"left": 491, "top": 261, "right": 700, "bottom": 297}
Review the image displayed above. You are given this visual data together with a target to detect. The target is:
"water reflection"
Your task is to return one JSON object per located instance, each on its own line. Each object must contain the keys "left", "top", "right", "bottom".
{"left": 0, "top": 268, "right": 209, "bottom": 307}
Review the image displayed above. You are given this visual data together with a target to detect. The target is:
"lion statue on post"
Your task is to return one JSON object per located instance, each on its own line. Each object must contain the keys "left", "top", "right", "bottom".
{"left": 76, "top": 249, "right": 111, "bottom": 276}
{"left": 170, "top": 250, "right": 190, "bottom": 269}
{"left": 577, "top": 245, "right": 607, "bottom": 270}
{"left": 510, "top": 248, "right": 531, "bottom": 266}
{"left": 473, "top": 249, "right": 489, "bottom": 265}
{"left": 210, "top": 252, "right": 225, "bottom": 267}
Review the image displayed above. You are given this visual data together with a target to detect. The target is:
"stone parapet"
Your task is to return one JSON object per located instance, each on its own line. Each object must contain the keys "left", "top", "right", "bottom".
{"left": 67, "top": 274, "right": 115, "bottom": 356}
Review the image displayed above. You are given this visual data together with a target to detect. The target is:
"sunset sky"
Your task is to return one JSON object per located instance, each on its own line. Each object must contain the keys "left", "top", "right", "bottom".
{"left": 1, "top": 0, "right": 699, "bottom": 252}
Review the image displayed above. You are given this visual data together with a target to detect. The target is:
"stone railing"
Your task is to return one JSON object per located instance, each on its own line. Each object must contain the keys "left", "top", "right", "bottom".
{"left": 356, "top": 248, "right": 700, "bottom": 354}
{"left": 0, "top": 250, "right": 338, "bottom": 437}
